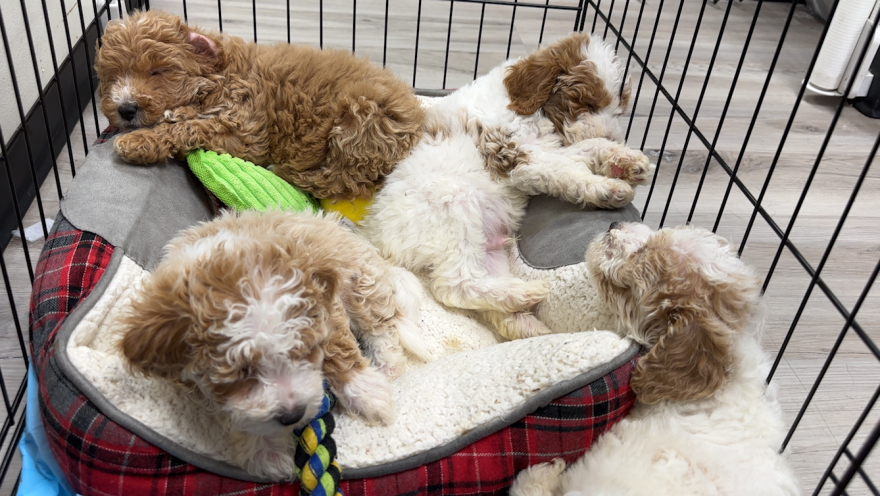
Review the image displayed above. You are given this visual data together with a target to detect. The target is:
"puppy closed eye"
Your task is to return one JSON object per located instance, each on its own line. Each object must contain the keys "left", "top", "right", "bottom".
{"left": 150, "top": 68, "right": 167, "bottom": 77}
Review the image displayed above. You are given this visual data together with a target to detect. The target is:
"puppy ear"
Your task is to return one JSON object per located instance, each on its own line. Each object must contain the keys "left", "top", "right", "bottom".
{"left": 306, "top": 266, "right": 342, "bottom": 308}
{"left": 504, "top": 32, "right": 591, "bottom": 115}
{"left": 187, "top": 32, "right": 219, "bottom": 59}
{"left": 119, "top": 277, "right": 192, "bottom": 381}
{"left": 631, "top": 310, "right": 732, "bottom": 404}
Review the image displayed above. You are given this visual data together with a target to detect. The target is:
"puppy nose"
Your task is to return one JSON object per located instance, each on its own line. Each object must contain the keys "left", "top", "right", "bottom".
{"left": 276, "top": 405, "right": 307, "bottom": 426}
{"left": 608, "top": 221, "right": 621, "bottom": 232}
{"left": 118, "top": 103, "right": 138, "bottom": 121}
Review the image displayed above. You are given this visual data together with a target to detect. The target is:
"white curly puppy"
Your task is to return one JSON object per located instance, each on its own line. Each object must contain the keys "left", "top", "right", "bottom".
{"left": 360, "top": 33, "right": 655, "bottom": 341}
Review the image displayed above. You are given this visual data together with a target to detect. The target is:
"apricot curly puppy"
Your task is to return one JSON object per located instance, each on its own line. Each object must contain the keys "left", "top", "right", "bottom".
{"left": 119, "top": 210, "right": 431, "bottom": 480}
{"left": 95, "top": 10, "right": 424, "bottom": 200}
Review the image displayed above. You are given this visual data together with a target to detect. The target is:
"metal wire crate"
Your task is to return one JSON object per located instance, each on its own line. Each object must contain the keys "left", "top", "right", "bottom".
{"left": 1, "top": 0, "right": 878, "bottom": 493}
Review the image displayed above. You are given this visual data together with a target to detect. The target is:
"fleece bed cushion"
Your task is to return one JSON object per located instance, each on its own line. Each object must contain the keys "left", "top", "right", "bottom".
{"left": 30, "top": 132, "right": 640, "bottom": 495}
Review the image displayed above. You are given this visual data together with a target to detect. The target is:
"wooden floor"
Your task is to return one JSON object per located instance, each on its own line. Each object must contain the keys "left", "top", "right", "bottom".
{"left": 2, "top": 0, "right": 880, "bottom": 493}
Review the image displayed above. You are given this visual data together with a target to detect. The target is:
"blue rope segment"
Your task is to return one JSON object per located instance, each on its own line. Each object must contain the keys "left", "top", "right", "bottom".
{"left": 293, "top": 389, "right": 343, "bottom": 496}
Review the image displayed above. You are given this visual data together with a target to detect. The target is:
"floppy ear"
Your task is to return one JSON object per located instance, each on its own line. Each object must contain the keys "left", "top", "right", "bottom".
{"left": 118, "top": 277, "right": 192, "bottom": 382}
{"left": 187, "top": 32, "right": 219, "bottom": 58}
{"left": 305, "top": 266, "right": 342, "bottom": 310}
{"left": 504, "top": 32, "right": 591, "bottom": 115}
{"left": 631, "top": 310, "right": 733, "bottom": 404}
{"left": 180, "top": 25, "right": 225, "bottom": 72}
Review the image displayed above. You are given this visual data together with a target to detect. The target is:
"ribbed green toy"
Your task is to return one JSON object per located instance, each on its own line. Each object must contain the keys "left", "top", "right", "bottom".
{"left": 186, "top": 150, "right": 320, "bottom": 213}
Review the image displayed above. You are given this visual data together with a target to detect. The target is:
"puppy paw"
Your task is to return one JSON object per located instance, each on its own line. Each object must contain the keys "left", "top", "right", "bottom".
{"left": 245, "top": 435, "right": 296, "bottom": 481}
{"left": 604, "top": 145, "right": 654, "bottom": 186}
{"left": 337, "top": 367, "right": 395, "bottom": 425}
{"left": 509, "top": 313, "right": 552, "bottom": 340}
{"left": 479, "top": 126, "right": 529, "bottom": 177}
{"left": 162, "top": 107, "right": 199, "bottom": 123}
{"left": 499, "top": 278, "right": 551, "bottom": 313}
{"left": 509, "top": 458, "right": 567, "bottom": 496}
{"left": 114, "top": 130, "right": 172, "bottom": 164}
{"left": 589, "top": 179, "right": 634, "bottom": 209}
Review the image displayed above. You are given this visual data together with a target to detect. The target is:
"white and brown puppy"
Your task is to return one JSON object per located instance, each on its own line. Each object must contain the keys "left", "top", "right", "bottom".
{"left": 360, "top": 33, "right": 654, "bottom": 341}
{"left": 588, "top": 222, "right": 762, "bottom": 403}
{"left": 118, "top": 210, "right": 429, "bottom": 480}
{"left": 510, "top": 223, "right": 800, "bottom": 496}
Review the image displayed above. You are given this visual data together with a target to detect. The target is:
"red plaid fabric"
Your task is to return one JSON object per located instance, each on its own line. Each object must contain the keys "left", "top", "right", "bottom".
{"left": 29, "top": 137, "right": 638, "bottom": 495}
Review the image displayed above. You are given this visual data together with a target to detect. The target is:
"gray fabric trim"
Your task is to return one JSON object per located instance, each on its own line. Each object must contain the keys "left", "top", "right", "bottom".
{"left": 517, "top": 195, "right": 642, "bottom": 270}
{"left": 53, "top": 250, "right": 272, "bottom": 483}
{"left": 60, "top": 137, "right": 215, "bottom": 271}
{"left": 343, "top": 340, "right": 640, "bottom": 480}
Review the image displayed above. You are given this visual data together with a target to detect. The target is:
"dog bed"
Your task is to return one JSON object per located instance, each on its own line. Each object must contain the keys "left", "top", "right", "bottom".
{"left": 30, "top": 131, "right": 641, "bottom": 495}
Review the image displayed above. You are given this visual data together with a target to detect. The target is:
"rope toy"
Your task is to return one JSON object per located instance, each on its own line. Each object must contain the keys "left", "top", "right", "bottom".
{"left": 293, "top": 390, "right": 343, "bottom": 496}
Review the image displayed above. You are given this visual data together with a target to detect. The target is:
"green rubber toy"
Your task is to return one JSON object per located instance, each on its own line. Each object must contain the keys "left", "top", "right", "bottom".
{"left": 187, "top": 150, "right": 320, "bottom": 213}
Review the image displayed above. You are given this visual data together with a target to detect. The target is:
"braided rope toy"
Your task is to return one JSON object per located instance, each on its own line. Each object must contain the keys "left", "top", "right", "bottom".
{"left": 293, "top": 390, "right": 343, "bottom": 496}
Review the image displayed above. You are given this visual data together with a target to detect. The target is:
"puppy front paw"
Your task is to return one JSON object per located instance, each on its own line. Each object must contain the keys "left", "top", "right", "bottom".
{"left": 336, "top": 367, "right": 395, "bottom": 425}
{"left": 245, "top": 434, "right": 296, "bottom": 481}
{"left": 605, "top": 146, "right": 655, "bottom": 185}
{"left": 114, "top": 130, "right": 172, "bottom": 164}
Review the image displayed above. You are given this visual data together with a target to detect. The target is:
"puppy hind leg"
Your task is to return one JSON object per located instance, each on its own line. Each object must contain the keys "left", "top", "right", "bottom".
{"left": 429, "top": 270, "right": 551, "bottom": 314}
{"left": 385, "top": 267, "right": 434, "bottom": 362}
{"left": 321, "top": 320, "right": 395, "bottom": 424}
{"left": 344, "top": 261, "right": 429, "bottom": 374}
{"left": 482, "top": 310, "right": 551, "bottom": 340}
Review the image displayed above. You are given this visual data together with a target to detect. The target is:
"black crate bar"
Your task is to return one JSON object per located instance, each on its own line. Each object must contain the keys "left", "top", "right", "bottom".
{"left": 2, "top": 0, "right": 878, "bottom": 493}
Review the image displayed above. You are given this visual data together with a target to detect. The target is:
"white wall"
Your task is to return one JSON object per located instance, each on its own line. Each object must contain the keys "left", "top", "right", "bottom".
{"left": 0, "top": 0, "right": 113, "bottom": 141}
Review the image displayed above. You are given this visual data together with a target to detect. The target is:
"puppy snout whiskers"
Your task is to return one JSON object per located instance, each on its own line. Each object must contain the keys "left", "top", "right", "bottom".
{"left": 276, "top": 405, "right": 307, "bottom": 426}
{"left": 608, "top": 221, "right": 621, "bottom": 232}
{"left": 118, "top": 103, "right": 139, "bottom": 121}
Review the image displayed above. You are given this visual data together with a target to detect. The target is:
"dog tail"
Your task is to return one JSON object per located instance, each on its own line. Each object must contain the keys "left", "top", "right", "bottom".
{"left": 389, "top": 267, "right": 433, "bottom": 362}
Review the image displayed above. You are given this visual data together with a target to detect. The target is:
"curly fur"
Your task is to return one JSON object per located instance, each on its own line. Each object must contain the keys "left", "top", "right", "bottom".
{"left": 360, "top": 33, "right": 655, "bottom": 340}
{"left": 95, "top": 10, "right": 424, "bottom": 200}
{"left": 587, "top": 223, "right": 761, "bottom": 403}
{"left": 509, "top": 223, "right": 801, "bottom": 496}
{"left": 118, "top": 210, "right": 429, "bottom": 480}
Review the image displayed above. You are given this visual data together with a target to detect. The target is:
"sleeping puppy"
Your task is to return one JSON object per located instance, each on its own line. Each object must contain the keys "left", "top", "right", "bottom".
{"left": 510, "top": 223, "right": 800, "bottom": 496}
{"left": 360, "top": 33, "right": 654, "bottom": 340}
{"left": 94, "top": 10, "right": 424, "bottom": 200}
{"left": 118, "top": 210, "right": 429, "bottom": 480}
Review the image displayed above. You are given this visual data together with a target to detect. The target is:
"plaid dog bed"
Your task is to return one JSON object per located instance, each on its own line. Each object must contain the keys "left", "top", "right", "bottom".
{"left": 29, "top": 130, "right": 640, "bottom": 496}
{"left": 30, "top": 219, "right": 638, "bottom": 495}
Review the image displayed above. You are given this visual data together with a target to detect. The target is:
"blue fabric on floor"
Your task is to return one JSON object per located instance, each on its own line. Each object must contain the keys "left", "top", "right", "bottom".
{"left": 17, "top": 365, "right": 75, "bottom": 496}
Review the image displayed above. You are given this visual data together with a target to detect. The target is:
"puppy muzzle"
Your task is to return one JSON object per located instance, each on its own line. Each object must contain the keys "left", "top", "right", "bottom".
{"left": 276, "top": 405, "right": 308, "bottom": 426}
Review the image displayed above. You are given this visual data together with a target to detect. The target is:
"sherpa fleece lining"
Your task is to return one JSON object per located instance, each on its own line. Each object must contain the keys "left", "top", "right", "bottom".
{"left": 54, "top": 250, "right": 638, "bottom": 482}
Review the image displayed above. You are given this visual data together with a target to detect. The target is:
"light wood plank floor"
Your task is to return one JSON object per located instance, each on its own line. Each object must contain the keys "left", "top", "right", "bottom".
{"left": 2, "top": 0, "right": 879, "bottom": 493}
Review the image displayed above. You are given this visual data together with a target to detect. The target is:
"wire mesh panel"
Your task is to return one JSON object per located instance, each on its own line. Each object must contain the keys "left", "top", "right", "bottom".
{"left": 0, "top": 0, "right": 878, "bottom": 494}
{"left": 0, "top": 0, "right": 120, "bottom": 492}
{"left": 586, "top": 0, "right": 880, "bottom": 493}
